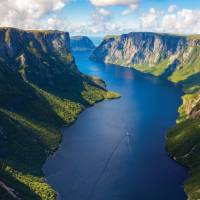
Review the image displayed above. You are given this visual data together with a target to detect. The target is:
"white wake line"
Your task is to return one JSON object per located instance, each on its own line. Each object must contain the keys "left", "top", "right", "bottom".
{"left": 88, "top": 132, "right": 133, "bottom": 200}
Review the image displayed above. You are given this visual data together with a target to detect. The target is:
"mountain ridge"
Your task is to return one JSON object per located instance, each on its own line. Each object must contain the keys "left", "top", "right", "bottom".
{"left": 91, "top": 32, "right": 200, "bottom": 85}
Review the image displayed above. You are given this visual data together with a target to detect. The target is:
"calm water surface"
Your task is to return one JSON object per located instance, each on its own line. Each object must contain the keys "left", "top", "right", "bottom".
{"left": 43, "top": 51, "right": 187, "bottom": 200}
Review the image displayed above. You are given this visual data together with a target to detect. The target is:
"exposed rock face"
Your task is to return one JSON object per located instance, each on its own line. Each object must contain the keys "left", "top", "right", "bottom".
{"left": 0, "top": 28, "right": 81, "bottom": 91}
{"left": 182, "top": 94, "right": 200, "bottom": 120}
{"left": 92, "top": 33, "right": 185, "bottom": 64}
{"left": 0, "top": 28, "right": 71, "bottom": 64}
{"left": 91, "top": 32, "right": 200, "bottom": 82}
{"left": 70, "top": 36, "right": 95, "bottom": 51}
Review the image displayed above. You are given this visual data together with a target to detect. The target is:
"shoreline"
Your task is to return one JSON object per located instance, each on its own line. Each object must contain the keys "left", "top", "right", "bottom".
{"left": 42, "top": 91, "right": 121, "bottom": 199}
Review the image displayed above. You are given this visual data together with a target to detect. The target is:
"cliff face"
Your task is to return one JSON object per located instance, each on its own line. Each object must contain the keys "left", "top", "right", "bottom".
{"left": 0, "top": 28, "right": 81, "bottom": 91}
{"left": 91, "top": 32, "right": 200, "bottom": 83}
{"left": 92, "top": 33, "right": 185, "bottom": 64}
{"left": 70, "top": 36, "right": 95, "bottom": 52}
{"left": 0, "top": 28, "right": 118, "bottom": 200}
{"left": 91, "top": 32, "right": 200, "bottom": 200}
{"left": 0, "top": 28, "right": 71, "bottom": 60}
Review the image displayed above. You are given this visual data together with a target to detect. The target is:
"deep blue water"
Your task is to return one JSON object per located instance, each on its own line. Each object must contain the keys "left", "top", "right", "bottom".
{"left": 44, "top": 51, "right": 187, "bottom": 200}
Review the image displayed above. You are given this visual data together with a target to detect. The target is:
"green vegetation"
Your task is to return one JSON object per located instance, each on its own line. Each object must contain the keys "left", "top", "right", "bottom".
{"left": 165, "top": 47, "right": 200, "bottom": 199}
{"left": 112, "top": 37, "right": 200, "bottom": 85}
{"left": 0, "top": 62, "right": 118, "bottom": 199}
{"left": 103, "top": 35, "right": 120, "bottom": 40}
{"left": 129, "top": 45, "right": 200, "bottom": 82}
{"left": 166, "top": 117, "right": 200, "bottom": 200}
{"left": 169, "top": 46, "right": 200, "bottom": 83}
{"left": 187, "top": 35, "right": 200, "bottom": 40}
{"left": 0, "top": 61, "right": 118, "bottom": 199}
{"left": 0, "top": 65, "right": 61, "bottom": 199}
{"left": 0, "top": 28, "right": 120, "bottom": 199}
{"left": 131, "top": 58, "right": 171, "bottom": 76}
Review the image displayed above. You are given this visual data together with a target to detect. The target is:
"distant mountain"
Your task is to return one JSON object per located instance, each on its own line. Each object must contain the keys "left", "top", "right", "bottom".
{"left": 91, "top": 32, "right": 200, "bottom": 200}
{"left": 0, "top": 27, "right": 119, "bottom": 200}
{"left": 70, "top": 36, "right": 95, "bottom": 51}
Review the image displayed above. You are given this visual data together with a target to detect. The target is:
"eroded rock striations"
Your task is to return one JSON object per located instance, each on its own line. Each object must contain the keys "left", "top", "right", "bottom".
{"left": 91, "top": 32, "right": 200, "bottom": 200}
{"left": 91, "top": 33, "right": 200, "bottom": 83}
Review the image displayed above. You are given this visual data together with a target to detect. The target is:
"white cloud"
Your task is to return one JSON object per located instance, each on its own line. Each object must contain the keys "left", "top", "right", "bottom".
{"left": 86, "top": 8, "right": 112, "bottom": 34}
{"left": 160, "top": 9, "right": 200, "bottom": 34}
{"left": 97, "top": 8, "right": 110, "bottom": 16}
{"left": 140, "top": 8, "right": 160, "bottom": 29}
{"left": 46, "top": 17, "right": 69, "bottom": 30}
{"left": 0, "top": 0, "right": 130, "bottom": 35}
{"left": 0, "top": 0, "right": 69, "bottom": 29}
{"left": 90, "top": 0, "right": 139, "bottom": 7}
{"left": 90, "top": 0, "right": 140, "bottom": 17}
{"left": 71, "top": 8, "right": 136, "bottom": 35}
{"left": 168, "top": 5, "right": 177, "bottom": 13}
{"left": 139, "top": 7, "right": 200, "bottom": 35}
{"left": 0, "top": 0, "right": 200, "bottom": 36}
{"left": 161, "top": 14, "right": 176, "bottom": 30}
{"left": 122, "top": 4, "right": 138, "bottom": 16}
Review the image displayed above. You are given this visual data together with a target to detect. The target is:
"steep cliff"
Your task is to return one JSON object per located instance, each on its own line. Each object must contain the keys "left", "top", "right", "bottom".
{"left": 91, "top": 32, "right": 200, "bottom": 83}
{"left": 0, "top": 27, "right": 119, "bottom": 200}
{"left": 166, "top": 92, "right": 200, "bottom": 200}
{"left": 91, "top": 32, "right": 200, "bottom": 200}
{"left": 70, "top": 36, "right": 95, "bottom": 52}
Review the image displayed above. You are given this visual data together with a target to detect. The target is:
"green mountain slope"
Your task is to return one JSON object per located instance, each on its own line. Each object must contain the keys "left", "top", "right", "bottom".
{"left": 0, "top": 28, "right": 119, "bottom": 200}
{"left": 166, "top": 92, "right": 200, "bottom": 200}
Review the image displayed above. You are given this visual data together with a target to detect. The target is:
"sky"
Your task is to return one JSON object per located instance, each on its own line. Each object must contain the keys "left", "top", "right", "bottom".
{"left": 0, "top": 0, "right": 200, "bottom": 36}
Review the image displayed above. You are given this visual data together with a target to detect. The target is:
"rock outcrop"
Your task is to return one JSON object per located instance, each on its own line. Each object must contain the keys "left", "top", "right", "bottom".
{"left": 70, "top": 36, "right": 95, "bottom": 52}
{"left": 0, "top": 28, "right": 80, "bottom": 89}
{"left": 91, "top": 32, "right": 200, "bottom": 83}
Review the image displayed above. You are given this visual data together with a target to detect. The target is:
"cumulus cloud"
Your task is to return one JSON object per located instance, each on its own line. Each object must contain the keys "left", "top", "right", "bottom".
{"left": 44, "top": 17, "right": 70, "bottom": 31}
{"left": 139, "top": 7, "right": 200, "bottom": 35}
{"left": 97, "top": 8, "right": 110, "bottom": 16}
{"left": 90, "top": 0, "right": 140, "bottom": 17}
{"left": 168, "top": 5, "right": 177, "bottom": 13}
{"left": 122, "top": 4, "right": 139, "bottom": 16}
{"left": 85, "top": 8, "right": 112, "bottom": 34}
{"left": 0, "top": 0, "right": 200, "bottom": 36}
{"left": 140, "top": 8, "right": 160, "bottom": 29}
{"left": 0, "top": 0, "right": 131, "bottom": 35}
{"left": 90, "top": 0, "right": 139, "bottom": 7}
{"left": 0, "top": 0, "right": 69, "bottom": 29}
{"left": 71, "top": 7, "right": 136, "bottom": 35}
{"left": 161, "top": 9, "right": 200, "bottom": 34}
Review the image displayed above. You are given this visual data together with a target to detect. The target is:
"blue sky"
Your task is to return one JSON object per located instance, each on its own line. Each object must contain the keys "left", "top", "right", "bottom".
{"left": 0, "top": 0, "right": 200, "bottom": 36}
